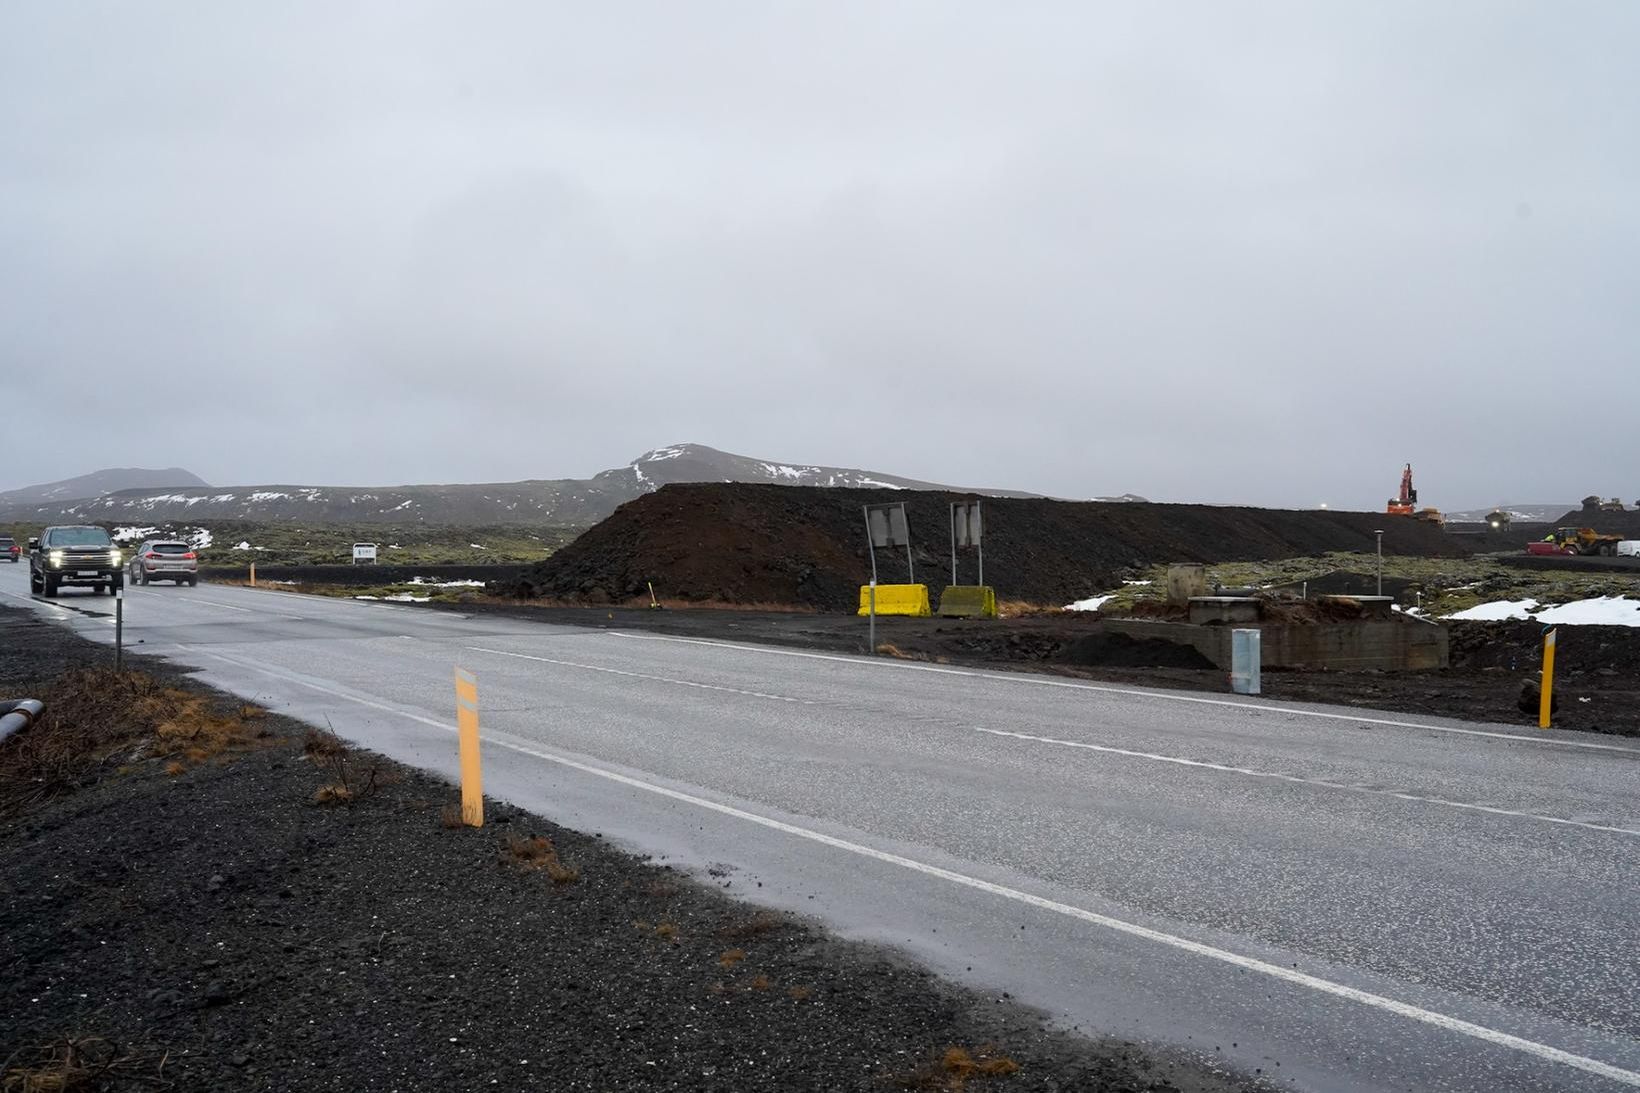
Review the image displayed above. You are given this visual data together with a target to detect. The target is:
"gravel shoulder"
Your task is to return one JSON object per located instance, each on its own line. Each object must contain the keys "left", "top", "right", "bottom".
{"left": 0, "top": 606, "right": 1264, "bottom": 1092}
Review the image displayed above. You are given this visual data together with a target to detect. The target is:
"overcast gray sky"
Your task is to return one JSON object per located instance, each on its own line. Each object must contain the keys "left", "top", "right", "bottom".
{"left": 2, "top": 2, "right": 1635, "bottom": 509}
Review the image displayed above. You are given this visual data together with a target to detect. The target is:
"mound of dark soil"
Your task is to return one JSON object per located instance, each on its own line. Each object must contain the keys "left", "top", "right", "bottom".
{"left": 509, "top": 484, "right": 1468, "bottom": 611}
{"left": 1449, "top": 620, "right": 1640, "bottom": 675}
{"left": 1063, "top": 632, "right": 1216, "bottom": 669}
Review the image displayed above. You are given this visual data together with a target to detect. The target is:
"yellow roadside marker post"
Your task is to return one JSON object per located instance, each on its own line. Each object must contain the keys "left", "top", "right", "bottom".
{"left": 1539, "top": 628, "right": 1557, "bottom": 730}
{"left": 249, "top": 562, "right": 256, "bottom": 587}
{"left": 455, "top": 668, "right": 483, "bottom": 825}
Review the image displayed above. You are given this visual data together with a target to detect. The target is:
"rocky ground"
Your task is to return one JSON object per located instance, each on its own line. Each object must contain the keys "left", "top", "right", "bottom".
{"left": 0, "top": 606, "right": 1263, "bottom": 1093}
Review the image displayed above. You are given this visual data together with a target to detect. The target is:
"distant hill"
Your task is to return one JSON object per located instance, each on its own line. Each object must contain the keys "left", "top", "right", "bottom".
{"left": 1443, "top": 503, "right": 1580, "bottom": 524}
{"left": 0, "top": 467, "right": 209, "bottom": 507}
{"left": 0, "top": 444, "right": 1139, "bottom": 527}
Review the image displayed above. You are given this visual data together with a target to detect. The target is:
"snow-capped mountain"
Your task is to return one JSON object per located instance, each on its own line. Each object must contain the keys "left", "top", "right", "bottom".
{"left": 1442, "top": 503, "right": 1578, "bottom": 524}
{"left": 0, "top": 467, "right": 209, "bottom": 507}
{"left": 0, "top": 444, "right": 1092, "bottom": 527}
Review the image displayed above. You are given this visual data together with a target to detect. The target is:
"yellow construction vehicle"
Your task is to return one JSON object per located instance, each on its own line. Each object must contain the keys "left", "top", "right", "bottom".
{"left": 1548, "top": 527, "right": 1624, "bottom": 557}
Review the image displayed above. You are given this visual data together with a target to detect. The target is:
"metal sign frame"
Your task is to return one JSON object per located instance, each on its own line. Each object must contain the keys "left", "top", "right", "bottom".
{"left": 949, "top": 500, "right": 984, "bottom": 587}
{"left": 863, "top": 502, "right": 913, "bottom": 585}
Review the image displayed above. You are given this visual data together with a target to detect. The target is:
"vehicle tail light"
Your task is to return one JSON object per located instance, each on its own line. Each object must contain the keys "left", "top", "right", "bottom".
{"left": 145, "top": 552, "right": 160, "bottom": 559}
{"left": 183, "top": 552, "right": 197, "bottom": 560}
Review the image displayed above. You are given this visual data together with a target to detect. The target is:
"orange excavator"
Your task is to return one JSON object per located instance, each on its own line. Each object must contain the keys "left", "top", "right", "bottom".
{"left": 1387, "top": 464, "right": 1444, "bottom": 524}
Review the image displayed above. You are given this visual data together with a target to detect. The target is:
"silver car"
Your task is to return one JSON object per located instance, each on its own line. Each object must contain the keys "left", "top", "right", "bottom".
{"left": 127, "top": 540, "right": 199, "bottom": 586}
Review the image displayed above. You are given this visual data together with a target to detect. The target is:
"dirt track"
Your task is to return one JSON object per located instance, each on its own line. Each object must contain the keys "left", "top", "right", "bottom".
{"left": 508, "top": 484, "right": 1470, "bottom": 611}
{"left": 0, "top": 607, "right": 1262, "bottom": 1093}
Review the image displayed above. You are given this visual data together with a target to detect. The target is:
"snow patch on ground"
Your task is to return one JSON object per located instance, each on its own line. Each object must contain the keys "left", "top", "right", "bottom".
{"left": 1442, "top": 596, "right": 1640, "bottom": 626}
{"left": 1066, "top": 593, "right": 1116, "bottom": 612}
{"left": 356, "top": 593, "right": 431, "bottom": 603}
{"left": 1534, "top": 597, "right": 1640, "bottom": 626}
{"left": 113, "top": 527, "right": 159, "bottom": 542}
{"left": 406, "top": 577, "right": 486, "bottom": 588}
{"left": 469, "top": 543, "right": 486, "bottom": 550}
{"left": 188, "top": 529, "right": 214, "bottom": 550}
{"left": 249, "top": 491, "right": 290, "bottom": 502}
{"left": 1444, "top": 599, "right": 1539, "bottom": 621}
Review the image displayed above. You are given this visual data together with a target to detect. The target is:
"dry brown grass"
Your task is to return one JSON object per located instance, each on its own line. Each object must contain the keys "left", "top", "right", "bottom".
{"left": 875, "top": 643, "right": 914, "bottom": 659}
{"left": 302, "top": 728, "right": 380, "bottom": 807}
{"left": 748, "top": 973, "right": 772, "bottom": 991}
{"left": 438, "top": 803, "right": 466, "bottom": 829}
{"left": 499, "top": 834, "right": 580, "bottom": 884}
{"left": 312, "top": 783, "right": 354, "bottom": 806}
{"left": 995, "top": 600, "right": 1064, "bottom": 619}
{"left": 896, "top": 1046, "right": 1021, "bottom": 1091}
{"left": 654, "top": 922, "right": 679, "bottom": 941}
{"left": 0, "top": 668, "right": 274, "bottom": 817}
{"left": 787, "top": 985, "right": 813, "bottom": 1001}
{"left": 0, "top": 1036, "right": 171, "bottom": 1092}
{"left": 718, "top": 948, "right": 747, "bottom": 969}
{"left": 718, "top": 911, "right": 786, "bottom": 940}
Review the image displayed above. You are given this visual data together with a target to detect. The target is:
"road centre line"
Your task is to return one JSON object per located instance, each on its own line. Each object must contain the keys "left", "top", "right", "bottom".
{"left": 465, "top": 645, "right": 813, "bottom": 705}
{"left": 611, "top": 632, "right": 1640, "bottom": 756}
{"left": 479, "top": 636, "right": 1634, "bottom": 836}
{"left": 974, "top": 727, "right": 1640, "bottom": 838}
{"left": 172, "top": 642, "right": 1640, "bottom": 1088}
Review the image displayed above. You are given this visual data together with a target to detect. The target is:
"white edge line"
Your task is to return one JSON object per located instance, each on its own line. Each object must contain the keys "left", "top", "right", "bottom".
{"left": 609, "top": 631, "right": 1640, "bottom": 756}
{"left": 471, "top": 635, "right": 1635, "bottom": 838}
{"left": 974, "top": 728, "right": 1640, "bottom": 838}
{"left": 177, "top": 641, "right": 1640, "bottom": 1088}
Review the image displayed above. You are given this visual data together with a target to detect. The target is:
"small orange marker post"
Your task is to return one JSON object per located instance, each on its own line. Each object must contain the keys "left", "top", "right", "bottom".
{"left": 1539, "top": 628, "right": 1557, "bottom": 730}
{"left": 249, "top": 562, "right": 256, "bottom": 587}
{"left": 455, "top": 668, "right": 483, "bottom": 825}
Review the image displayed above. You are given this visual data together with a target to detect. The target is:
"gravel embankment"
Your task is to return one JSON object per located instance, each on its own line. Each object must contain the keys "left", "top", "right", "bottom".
{"left": 0, "top": 606, "right": 1261, "bottom": 1092}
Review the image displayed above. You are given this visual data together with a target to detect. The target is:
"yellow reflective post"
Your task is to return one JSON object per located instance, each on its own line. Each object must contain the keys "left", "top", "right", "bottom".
{"left": 1539, "top": 628, "right": 1557, "bottom": 730}
{"left": 455, "top": 668, "right": 483, "bottom": 825}
{"left": 249, "top": 562, "right": 256, "bottom": 587}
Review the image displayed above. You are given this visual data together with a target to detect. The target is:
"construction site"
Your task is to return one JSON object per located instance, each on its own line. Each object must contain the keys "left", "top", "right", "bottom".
{"left": 462, "top": 464, "right": 1640, "bottom": 737}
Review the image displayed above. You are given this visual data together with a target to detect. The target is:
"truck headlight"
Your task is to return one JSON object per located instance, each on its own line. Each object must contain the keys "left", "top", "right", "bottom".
{"left": 49, "top": 550, "right": 64, "bottom": 567}
{"left": 111, "top": 549, "right": 122, "bottom": 565}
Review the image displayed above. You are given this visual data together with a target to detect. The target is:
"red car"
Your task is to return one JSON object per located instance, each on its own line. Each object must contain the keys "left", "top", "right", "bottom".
{"left": 0, "top": 537, "right": 19, "bottom": 562}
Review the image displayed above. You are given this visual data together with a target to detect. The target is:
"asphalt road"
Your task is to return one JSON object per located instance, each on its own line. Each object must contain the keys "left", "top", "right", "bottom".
{"left": 5, "top": 567, "right": 1639, "bottom": 1091}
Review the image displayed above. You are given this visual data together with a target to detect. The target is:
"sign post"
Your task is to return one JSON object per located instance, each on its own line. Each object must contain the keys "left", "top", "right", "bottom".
{"left": 1539, "top": 628, "right": 1557, "bottom": 729}
{"left": 868, "top": 579, "right": 877, "bottom": 655}
{"left": 454, "top": 668, "right": 483, "bottom": 826}
{"left": 950, "top": 501, "right": 984, "bottom": 587}
{"left": 352, "top": 543, "right": 378, "bottom": 566}
{"left": 863, "top": 503, "right": 913, "bottom": 583}
{"left": 114, "top": 581, "right": 124, "bottom": 671}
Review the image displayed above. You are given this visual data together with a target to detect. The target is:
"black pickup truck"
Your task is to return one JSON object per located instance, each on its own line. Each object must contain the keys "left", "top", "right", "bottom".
{"left": 29, "top": 525, "right": 123, "bottom": 597}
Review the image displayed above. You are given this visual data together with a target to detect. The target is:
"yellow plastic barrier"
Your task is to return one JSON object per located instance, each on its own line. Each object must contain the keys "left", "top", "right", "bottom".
{"left": 938, "top": 585, "right": 998, "bottom": 619}
{"left": 857, "top": 584, "right": 932, "bottom": 617}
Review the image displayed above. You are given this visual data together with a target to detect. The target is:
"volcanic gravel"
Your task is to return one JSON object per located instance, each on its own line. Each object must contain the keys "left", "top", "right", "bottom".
{"left": 0, "top": 608, "right": 1261, "bottom": 1092}
{"left": 508, "top": 484, "right": 1468, "bottom": 611}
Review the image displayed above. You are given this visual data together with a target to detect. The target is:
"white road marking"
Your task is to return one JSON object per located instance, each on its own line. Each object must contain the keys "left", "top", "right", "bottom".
{"left": 465, "top": 645, "right": 813, "bottom": 705}
{"left": 469, "top": 634, "right": 1636, "bottom": 836}
{"left": 613, "top": 632, "right": 1640, "bottom": 756}
{"left": 164, "top": 594, "right": 258, "bottom": 613}
{"left": 975, "top": 727, "right": 1640, "bottom": 838}
{"left": 169, "top": 642, "right": 1640, "bottom": 1088}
